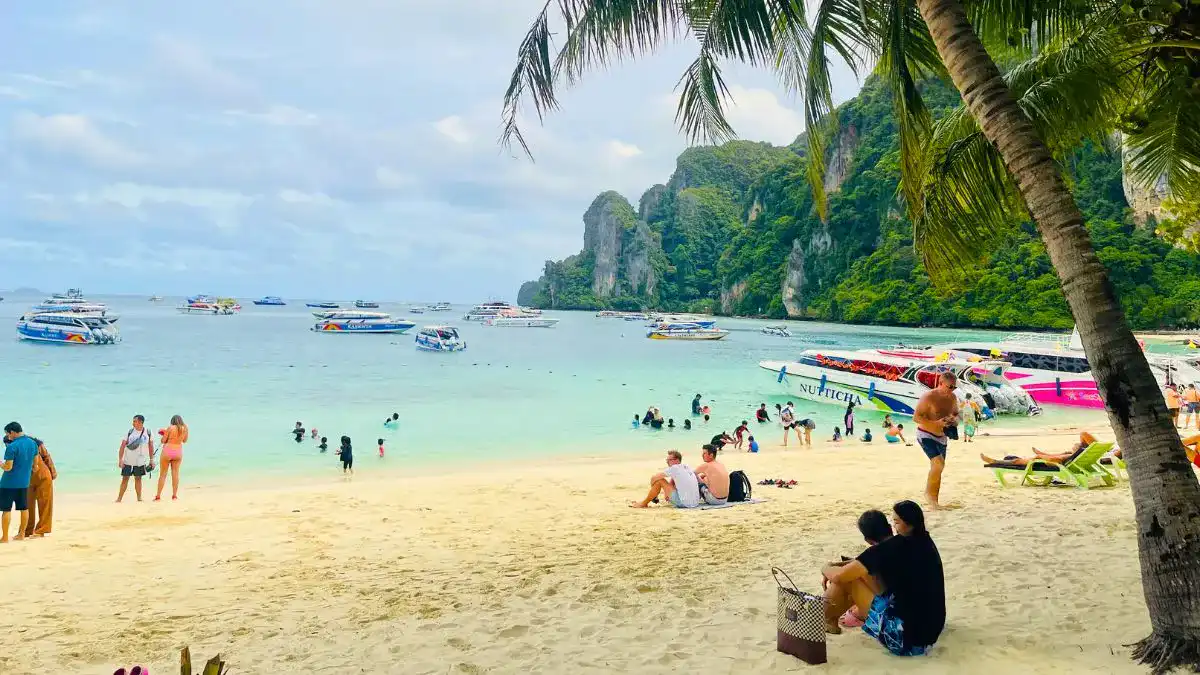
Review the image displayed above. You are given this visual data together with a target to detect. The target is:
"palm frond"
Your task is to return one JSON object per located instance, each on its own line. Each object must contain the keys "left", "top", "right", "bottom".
{"left": 914, "top": 26, "right": 1129, "bottom": 283}
{"left": 1122, "top": 74, "right": 1200, "bottom": 206}
{"left": 674, "top": 51, "right": 737, "bottom": 143}
{"left": 500, "top": 2, "right": 560, "bottom": 158}
{"left": 796, "top": 0, "right": 874, "bottom": 220}
{"left": 555, "top": 0, "right": 685, "bottom": 85}
{"left": 968, "top": 0, "right": 1107, "bottom": 52}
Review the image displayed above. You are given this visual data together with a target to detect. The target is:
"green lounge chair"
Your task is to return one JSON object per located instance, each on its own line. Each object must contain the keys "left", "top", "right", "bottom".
{"left": 985, "top": 441, "right": 1117, "bottom": 489}
{"left": 1099, "top": 448, "right": 1126, "bottom": 480}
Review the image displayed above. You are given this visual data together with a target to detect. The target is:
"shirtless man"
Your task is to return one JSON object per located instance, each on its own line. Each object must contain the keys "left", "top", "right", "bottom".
{"left": 694, "top": 444, "right": 730, "bottom": 505}
{"left": 912, "top": 371, "right": 959, "bottom": 509}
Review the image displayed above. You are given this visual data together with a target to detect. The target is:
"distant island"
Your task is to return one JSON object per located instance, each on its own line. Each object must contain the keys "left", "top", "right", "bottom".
{"left": 518, "top": 76, "right": 1200, "bottom": 330}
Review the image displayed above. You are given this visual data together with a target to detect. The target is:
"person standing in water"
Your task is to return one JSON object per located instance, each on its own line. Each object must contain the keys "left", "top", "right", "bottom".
{"left": 155, "top": 415, "right": 188, "bottom": 501}
{"left": 292, "top": 422, "right": 306, "bottom": 443}
{"left": 913, "top": 372, "right": 959, "bottom": 509}
{"left": 377, "top": 438, "right": 385, "bottom": 458}
{"left": 692, "top": 394, "right": 703, "bottom": 416}
{"left": 844, "top": 402, "right": 856, "bottom": 436}
{"left": 384, "top": 413, "right": 400, "bottom": 430}
{"left": 337, "top": 436, "right": 354, "bottom": 476}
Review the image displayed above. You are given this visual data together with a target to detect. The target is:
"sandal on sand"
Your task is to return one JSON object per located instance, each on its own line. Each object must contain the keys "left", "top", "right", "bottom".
{"left": 839, "top": 609, "right": 865, "bottom": 628}
{"left": 130, "top": 667, "right": 148, "bottom": 675}
{"left": 114, "top": 669, "right": 127, "bottom": 675}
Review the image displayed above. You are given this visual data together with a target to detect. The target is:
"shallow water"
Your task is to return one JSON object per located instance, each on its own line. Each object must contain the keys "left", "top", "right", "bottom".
{"left": 3, "top": 294, "right": 1119, "bottom": 491}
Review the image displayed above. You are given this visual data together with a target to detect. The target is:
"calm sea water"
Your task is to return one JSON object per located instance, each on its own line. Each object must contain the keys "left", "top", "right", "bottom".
{"left": 2, "top": 293, "right": 1127, "bottom": 492}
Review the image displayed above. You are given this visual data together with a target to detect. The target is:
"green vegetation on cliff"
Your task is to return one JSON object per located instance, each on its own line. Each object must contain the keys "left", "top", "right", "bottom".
{"left": 519, "top": 78, "right": 1200, "bottom": 329}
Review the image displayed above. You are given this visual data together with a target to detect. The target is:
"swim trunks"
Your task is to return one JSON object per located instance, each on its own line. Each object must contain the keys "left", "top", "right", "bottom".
{"left": 0, "top": 487, "right": 28, "bottom": 512}
{"left": 916, "top": 432, "right": 948, "bottom": 460}
{"left": 863, "top": 594, "right": 930, "bottom": 657}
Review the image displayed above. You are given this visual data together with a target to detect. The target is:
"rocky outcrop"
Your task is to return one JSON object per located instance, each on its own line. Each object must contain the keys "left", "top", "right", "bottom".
{"left": 622, "top": 221, "right": 658, "bottom": 296}
{"left": 638, "top": 184, "right": 667, "bottom": 220}
{"left": 582, "top": 191, "right": 638, "bottom": 298}
{"left": 720, "top": 280, "right": 748, "bottom": 314}
{"left": 516, "top": 280, "right": 543, "bottom": 307}
{"left": 824, "top": 124, "right": 859, "bottom": 195}
{"left": 781, "top": 227, "right": 834, "bottom": 317}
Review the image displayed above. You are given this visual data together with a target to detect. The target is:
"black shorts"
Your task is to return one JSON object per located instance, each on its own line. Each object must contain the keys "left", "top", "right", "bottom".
{"left": 0, "top": 487, "right": 28, "bottom": 512}
{"left": 918, "top": 436, "right": 948, "bottom": 460}
{"left": 121, "top": 464, "right": 147, "bottom": 477}
{"left": 342, "top": 456, "right": 354, "bottom": 470}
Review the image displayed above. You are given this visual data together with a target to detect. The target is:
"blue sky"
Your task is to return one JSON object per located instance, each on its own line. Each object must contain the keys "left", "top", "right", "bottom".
{"left": 0, "top": 1, "right": 860, "bottom": 301}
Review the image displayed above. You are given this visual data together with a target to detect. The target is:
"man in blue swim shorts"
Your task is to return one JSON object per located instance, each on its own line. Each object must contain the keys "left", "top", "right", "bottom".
{"left": 912, "top": 371, "right": 959, "bottom": 509}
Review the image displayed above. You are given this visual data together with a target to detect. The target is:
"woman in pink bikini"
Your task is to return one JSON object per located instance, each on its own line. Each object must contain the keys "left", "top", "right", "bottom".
{"left": 155, "top": 414, "right": 188, "bottom": 501}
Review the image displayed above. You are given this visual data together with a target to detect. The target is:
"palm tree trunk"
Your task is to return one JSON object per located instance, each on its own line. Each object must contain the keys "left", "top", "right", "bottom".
{"left": 914, "top": 0, "right": 1200, "bottom": 670}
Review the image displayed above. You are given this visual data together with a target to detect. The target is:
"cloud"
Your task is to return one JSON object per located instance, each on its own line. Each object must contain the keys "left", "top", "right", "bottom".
{"left": 721, "top": 85, "right": 806, "bottom": 145}
{"left": 605, "top": 140, "right": 643, "bottom": 160}
{"left": 434, "top": 115, "right": 472, "bottom": 144}
{"left": 224, "top": 105, "right": 318, "bottom": 127}
{"left": 11, "top": 112, "right": 147, "bottom": 169}
{"left": 152, "top": 36, "right": 256, "bottom": 104}
{"left": 375, "top": 166, "right": 414, "bottom": 189}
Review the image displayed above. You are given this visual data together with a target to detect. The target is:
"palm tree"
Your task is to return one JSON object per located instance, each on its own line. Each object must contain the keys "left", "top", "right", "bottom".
{"left": 499, "top": 1, "right": 1200, "bottom": 670}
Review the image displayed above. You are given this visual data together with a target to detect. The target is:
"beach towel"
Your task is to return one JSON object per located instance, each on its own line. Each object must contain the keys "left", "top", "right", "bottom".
{"left": 693, "top": 498, "right": 765, "bottom": 510}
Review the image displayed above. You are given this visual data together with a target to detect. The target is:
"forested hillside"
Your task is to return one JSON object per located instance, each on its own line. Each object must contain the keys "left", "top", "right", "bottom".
{"left": 517, "top": 77, "right": 1200, "bottom": 330}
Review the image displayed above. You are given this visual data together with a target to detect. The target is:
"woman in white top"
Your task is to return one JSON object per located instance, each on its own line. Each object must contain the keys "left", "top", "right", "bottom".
{"left": 117, "top": 414, "right": 155, "bottom": 502}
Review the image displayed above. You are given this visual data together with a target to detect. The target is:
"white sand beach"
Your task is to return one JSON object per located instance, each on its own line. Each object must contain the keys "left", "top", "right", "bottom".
{"left": 0, "top": 426, "right": 1158, "bottom": 674}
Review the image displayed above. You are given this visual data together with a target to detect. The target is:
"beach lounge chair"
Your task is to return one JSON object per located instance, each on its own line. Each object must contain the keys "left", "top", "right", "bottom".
{"left": 1099, "top": 448, "right": 1126, "bottom": 480}
{"left": 985, "top": 442, "right": 1117, "bottom": 489}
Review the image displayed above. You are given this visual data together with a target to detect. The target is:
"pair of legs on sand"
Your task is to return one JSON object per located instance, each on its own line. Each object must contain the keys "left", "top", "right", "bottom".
{"left": 823, "top": 573, "right": 882, "bottom": 633}
{"left": 156, "top": 456, "right": 182, "bottom": 500}
{"left": 631, "top": 474, "right": 676, "bottom": 508}
{"left": 0, "top": 509, "right": 28, "bottom": 543}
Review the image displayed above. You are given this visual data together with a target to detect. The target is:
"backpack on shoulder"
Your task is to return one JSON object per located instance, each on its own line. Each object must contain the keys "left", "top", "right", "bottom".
{"left": 727, "top": 470, "right": 751, "bottom": 502}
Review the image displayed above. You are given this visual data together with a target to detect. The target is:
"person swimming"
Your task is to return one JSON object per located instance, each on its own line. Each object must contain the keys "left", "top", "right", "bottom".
{"left": 668, "top": 418, "right": 675, "bottom": 429}
{"left": 292, "top": 422, "right": 305, "bottom": 443}
{"left": 632, "top": 415, "right": 641, "bottom": 429}
{"left": 683, "top": 419, "right": 692, "bottom": 430}
{"left": 384, "top": 413, "right": 400, "bottom": 429}
{"left": 310, "top": 427, "right": 319, "bottom": 440}
{"left": 318, "top": 436, "right": 328, "bottom": 453}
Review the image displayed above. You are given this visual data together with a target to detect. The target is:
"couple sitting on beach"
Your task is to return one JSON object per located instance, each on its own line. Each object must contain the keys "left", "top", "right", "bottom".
{"left": 630, "top": 446, "right": 728, "bottom": 508}
{"left": 821, "top": 501, "right": 946, "bottom": 657}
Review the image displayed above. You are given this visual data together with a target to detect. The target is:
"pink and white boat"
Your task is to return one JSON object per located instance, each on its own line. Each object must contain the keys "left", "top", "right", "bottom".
{"left": 875, "top": 330, "right": 1200, "bottom": 410}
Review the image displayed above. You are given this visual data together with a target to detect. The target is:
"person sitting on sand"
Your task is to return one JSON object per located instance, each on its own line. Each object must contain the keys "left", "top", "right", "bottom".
{"left": 630, "top": 450, "right": 700, "bottom": 509}
{"left": 1182, "top": 434, "right": 1200, "bottom": 468}
{"left": 823, "top": 509, "right": 893, "bottom": 628}
{"left": 861, "top": 427, "right": 873, "bottom": 443}
{"left": 979, "top": 431, "right": 1098, "bottom": 467}
{"left": 885, "top": 423, "right": 907, "bottom": 444}
{"left": 756, "top": 404, "right": 770, "bottom": 423}
{"left": 821, "top": 500, "right": 945, "bottom": 655}
{"left": 831, "top": 427, "right": 843, "bottom": 443}
{"left": 748, "top": 435, "right": 759, "bottom": 453}
{"left": 695, "top": 444, "right": 729, "bottom": 505}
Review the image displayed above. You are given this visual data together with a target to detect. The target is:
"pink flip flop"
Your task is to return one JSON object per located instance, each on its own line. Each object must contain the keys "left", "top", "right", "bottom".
{"left": 839, "top": 609, "right": 865, "bottom": 628}
{"left": 130, "top": 667, "right": 148, "bottom": 675}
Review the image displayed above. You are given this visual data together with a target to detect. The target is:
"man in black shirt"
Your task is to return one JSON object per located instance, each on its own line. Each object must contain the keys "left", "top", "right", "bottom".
{"left": 820, "top": 500, "right": 945, "bottom": 656}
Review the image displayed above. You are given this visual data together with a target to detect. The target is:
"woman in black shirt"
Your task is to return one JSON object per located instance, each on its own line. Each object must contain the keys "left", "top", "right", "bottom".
{"left": 820, "top": 500, "right": 945, "bottom": 655}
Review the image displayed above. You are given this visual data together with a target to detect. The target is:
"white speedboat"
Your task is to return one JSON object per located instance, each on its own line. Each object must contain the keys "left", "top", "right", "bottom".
{"left": 485, "top": 316, "right": 559, "bottom": 328}
{"left": 410, "top": 306, "right": 426, "bottom": 314}
{"left": 178, "top": 295, "right": 235, "bottom": 315}
{"left": 429, "top": 302, "right": 452, "bottom": 311}
{"left": 415, "top": 325, "right": 466, "bottom": 351}
{"left": 760, "top": 349, "right": 1035, "bottom": 416}
{"left": 648, "top": 315, "right": 717, "bottom": 329}
{"left": 648, "top": 323, "right": 729, "bottom": 340}
{"left": 33, "top": 289, "right": 112, "bottom": 316}
{"left": 762, "top": 325, "right": 792, "bottom": 337}
{"left": 312, "top": 312, "right": 415, "bottom": 334}
{"left": 17, "top": 312, "right": 120, "bottom": 345}
{"left": 311, "top": 309, "right": 389, "bottom": 320}
{"left": 464, "top": 301, "right": 516, "bottom": 321}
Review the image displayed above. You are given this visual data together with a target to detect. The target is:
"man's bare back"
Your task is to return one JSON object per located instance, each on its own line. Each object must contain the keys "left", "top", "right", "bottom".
{"left": 695, "top": 459, "right": 730, "bottom": 499}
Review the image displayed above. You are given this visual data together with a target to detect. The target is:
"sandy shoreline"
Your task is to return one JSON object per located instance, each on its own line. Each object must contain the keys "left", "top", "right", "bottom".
{"left": 1, "top": 426, "right": 1159, "bottom": 674}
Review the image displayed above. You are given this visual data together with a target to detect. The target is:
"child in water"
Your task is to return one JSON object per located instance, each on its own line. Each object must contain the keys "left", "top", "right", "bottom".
{"left": 860, "top": 427, "right": 873, "bottom": 443}
{"left": 292, "top": 422, "right": 305, "bottom": 443}
{"left": 703, "top": 414, "right": 710, "bottom": 424}
{"left": 383, "top": 413, "right": 399, "bottom": 429}
{"left": 831, "top": 427, "right": 843, "bottom": 442}
{"left": 667, "top": 419, "right": 675, "bottom": 429}
{"left": 337, "top": 436, "right": 353, "bottom": 476}
{"left": 632, "top": 415, "right": 640, "bottom": 429}
{"left": 318, "top": 436, "right": 328, "bottom": 453}
{"left": 683, "top": 419, "right": 692, "bottom": 430}
{"left": 748, "top": 435, "right": 759, "bottom": 453}
{"left": 377, "top": 438, "right": 385, "bottom": 458}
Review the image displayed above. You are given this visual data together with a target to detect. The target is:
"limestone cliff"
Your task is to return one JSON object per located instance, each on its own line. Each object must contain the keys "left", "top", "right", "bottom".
{"left": 516, "top": 280, "right": 542, "bottom": 307}
{"left": 582, "top": 191, "right": 637, "bottom": 297}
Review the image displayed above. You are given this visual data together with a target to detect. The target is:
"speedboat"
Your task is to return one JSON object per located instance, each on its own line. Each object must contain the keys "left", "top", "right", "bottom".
{"left": 648, "top": 323, "right": 729, "bottom": 340}
{"left": 762, "top": 325, "right": 792, "bottom": 337}
{"left": 17, "top": 312, "right": 120, "bottom": 344}
{"left": 178, "top": 295, "right": 236, "bottom": 315}
{"left": 648, "top": 315, "right": 717, "bottom": 329}
{"left": 312, "top": 312, "right": 415, "bottom": 334}
{"left": 148, "top": 295, "right": 163, "bottom": 302}
{"left": 760, "top": 350, "right": 1036, "bottom": 416}
{"left": 429, "top": 302, "right": 452, "bottom": 311}
{"left": 415, "top": 325, "right": 466, "bottom": 351}
{"left": 310, "top": 309, "right": 388, "bottom": 320}
{"left": 464, "top": 301, "right": 516, "bottom": 321}
{"left": 254, "top": 296, "right": 286, "bottom": 306}
{"left": 485, "top": 315, "right": 559, "bottom": 328}
{"left": 409, "top": 306, "right": 426, "bottom": 314}
{"left": 306, "top": 301, "right": 340, "bottom": 309}
{"left": 354, "top": 300, "right": 380, "bottom": 308}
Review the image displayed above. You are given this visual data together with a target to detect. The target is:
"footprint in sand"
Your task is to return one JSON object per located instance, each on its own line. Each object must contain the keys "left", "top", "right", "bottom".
{"left": 498, "top": 625, "right": 529, "bottom": 639}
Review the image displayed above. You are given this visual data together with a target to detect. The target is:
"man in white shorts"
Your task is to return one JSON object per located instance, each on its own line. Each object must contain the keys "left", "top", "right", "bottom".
{"left": 630, "top": 450, "right": 701, "bottom": 508}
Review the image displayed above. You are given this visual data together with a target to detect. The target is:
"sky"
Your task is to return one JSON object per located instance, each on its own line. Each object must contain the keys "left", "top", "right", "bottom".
{"left": 0, "top": 1, "right": 861, "bottom": 301}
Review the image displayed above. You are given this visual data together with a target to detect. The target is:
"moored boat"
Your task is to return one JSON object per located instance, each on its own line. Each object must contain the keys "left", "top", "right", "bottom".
{"left": 254, "top": 296, "right": 286, "bottom": 306}
{"left": 409, "top": 306, "right": 426, "bottom": 314}
{"left": 464, "top": 301, "right": 516, "bottom": 321}
{"left": 485, "top": 316, "right": 559, "bottom": 328}
{"left": 312, "top": 312, "right": 415, "bottom": 334}
{"left": 429, "top": 302, "right": 452, "bottom": 311}
{"left": 17, "top": 312, "right": 121, "bottom": 345}
{"left": 648, "top": 323, "right": 729, "bottom": 340}
{"left": 762, "top": 324, "right": 792, "bottom": 337}
{"left": 354, "top": 300, "right": 380, "bottom": 308}
{"left": 148, "top": 295, "right": 163, "bottom": 302}
{"left": 306, "top": 301, "right": 340, "bottom": 309}
{"left": 760, "top": 349, "right": 1036, "bottom": 416}
{"left": 415, "top": 325, "right": 466, "bottom": 351}
{"left": 178, "top": 295, "right": 236, "bottom": 315}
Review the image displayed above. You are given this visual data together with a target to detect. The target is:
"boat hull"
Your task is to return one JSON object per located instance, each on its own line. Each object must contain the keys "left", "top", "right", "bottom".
{"left": 313, "top": 320, "right": 415, "bottom": 334}
{"left": 17, "top": 324, "right": 120, "bottom": 345}
{"left": 485, "top": 318, "right": 559, "bottom": 328}
{"left": 306, "top": 303, "right": 339, "bottom": 309}
{"left": 759, "top": 361, "right": 920, "bottom": 415}
{"left": 178, "top": 306, "right": 234, "bottom": 315}
{"left": 415, "top": 337, "right": 466, "bottom": 351}
{"left": 648, "top": 330, "right": 728, "bottom": 340}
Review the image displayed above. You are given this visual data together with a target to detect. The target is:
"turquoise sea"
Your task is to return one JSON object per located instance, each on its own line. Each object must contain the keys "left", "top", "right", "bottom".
{"left": 2, "top": 293, "right": 1130, "bottom": 492}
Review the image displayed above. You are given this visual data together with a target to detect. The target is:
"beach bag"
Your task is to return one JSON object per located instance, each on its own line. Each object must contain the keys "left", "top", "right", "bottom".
{"left": 773, "top": 567, "right": 827, "bottom": 665}
{"left": 727, "top": 471, "right": 751, "bottom": 502}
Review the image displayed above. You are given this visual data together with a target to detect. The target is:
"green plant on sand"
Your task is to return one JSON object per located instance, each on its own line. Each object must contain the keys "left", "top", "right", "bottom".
{"left": 180, "top": 647, "right": 227, "bottom": 675}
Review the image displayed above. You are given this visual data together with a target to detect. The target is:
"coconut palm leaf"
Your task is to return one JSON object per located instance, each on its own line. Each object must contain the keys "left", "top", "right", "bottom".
{"left": 1122, "top": 71, "right": 1200, "bottom": 206}
{"left": 914, "top": 26, "right": 1129, "bottom": 281}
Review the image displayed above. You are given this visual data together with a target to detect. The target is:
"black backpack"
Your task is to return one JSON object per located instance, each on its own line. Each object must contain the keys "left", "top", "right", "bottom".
{"left": 727, "top": 470, "right": 751, "bottom": 502}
